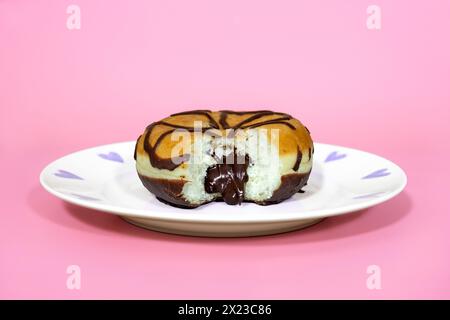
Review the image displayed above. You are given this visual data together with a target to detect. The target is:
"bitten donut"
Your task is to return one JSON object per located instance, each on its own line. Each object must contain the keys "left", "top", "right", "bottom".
{"left": 134, "top": 110, "right": 314, "bottom": 208}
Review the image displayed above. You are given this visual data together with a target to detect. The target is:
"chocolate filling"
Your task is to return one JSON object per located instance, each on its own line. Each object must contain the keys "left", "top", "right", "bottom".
{"left": 204, "top": 152, "right": 250, "bottom": 205}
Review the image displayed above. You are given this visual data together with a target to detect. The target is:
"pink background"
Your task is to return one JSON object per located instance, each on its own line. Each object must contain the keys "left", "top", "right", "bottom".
{"left": 1, "top": 0, "right": 449, "bottom": 299}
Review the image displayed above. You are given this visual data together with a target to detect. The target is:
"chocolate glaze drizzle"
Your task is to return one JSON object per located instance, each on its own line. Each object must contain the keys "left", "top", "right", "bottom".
{"left": 141, "top": 118, "right": 215, "bottom": 171}
{"left": 219, "top": 110, "right": 286, "bottom": 129}
{"left": 293, "top": 146, "right": 302, "bottom": 171}
{"left": 138, "top": 110, "right": 305, "bottom": 171}
{"left": 171, "top": 110, "right": 220, "bottom": 129}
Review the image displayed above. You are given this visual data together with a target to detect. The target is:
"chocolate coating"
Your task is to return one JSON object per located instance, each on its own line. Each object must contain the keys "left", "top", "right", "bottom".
{"left": 137, "top": 174, "right": 196, "bottom": 208}
{"left": 259, "top": 172, "right": 310, "bottom": 205}
{"left": 138, "top": 171, "right": 310, "bottom": 209}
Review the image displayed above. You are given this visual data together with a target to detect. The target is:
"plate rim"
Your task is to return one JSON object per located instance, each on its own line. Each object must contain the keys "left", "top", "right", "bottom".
{"left": 39, "top": 141, "right": 408, "bottom": 223}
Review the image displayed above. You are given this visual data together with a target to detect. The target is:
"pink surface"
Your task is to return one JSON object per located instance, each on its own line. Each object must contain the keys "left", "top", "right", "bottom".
{"left": 1, "top": 0, "right": 449, "bottom": 299}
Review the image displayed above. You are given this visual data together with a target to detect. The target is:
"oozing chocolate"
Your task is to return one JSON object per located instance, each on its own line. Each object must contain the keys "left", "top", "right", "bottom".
{"left": 204, "top": 152, "right": 250, "bottom": 205}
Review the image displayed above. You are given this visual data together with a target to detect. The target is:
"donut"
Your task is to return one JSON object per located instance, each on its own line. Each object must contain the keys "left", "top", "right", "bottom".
{"left": 134, "top": 110, "right": 314, "bottom": 208}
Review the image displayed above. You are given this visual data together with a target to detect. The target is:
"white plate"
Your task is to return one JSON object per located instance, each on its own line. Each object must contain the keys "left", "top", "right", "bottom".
{"left": 40, "top": 141, "right": 407, "bottom": 237}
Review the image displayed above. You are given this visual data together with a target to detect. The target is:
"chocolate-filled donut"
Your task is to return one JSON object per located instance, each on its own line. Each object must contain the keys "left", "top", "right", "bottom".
{"left": 134, "top": 110, "right": 313, "bottom": 208}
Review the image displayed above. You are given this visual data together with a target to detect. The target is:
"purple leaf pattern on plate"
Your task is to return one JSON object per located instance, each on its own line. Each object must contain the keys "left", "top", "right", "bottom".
{"left": 353, "top": 192, "right": 385, "bottom": 199}
{"left": 54, "top": 170, "right": 83, "bottom": 180}
{"left": 70, "top": 193, "right": 100, "bottom": 201}
{"left": 98, "top": 151, "right": 123, "bottom": 163}
{"left": 362, "top": 168, "right": 390, "bottom": 179}
{"left": 325, "top": 151, "right": 347, "bottom": 162}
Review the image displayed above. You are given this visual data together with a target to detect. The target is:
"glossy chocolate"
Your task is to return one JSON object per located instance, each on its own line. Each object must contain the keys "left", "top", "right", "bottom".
{"left": 260, "top": 172, "right": 310, "bottom": 205}
{"left": 204, "top": 152, "right": 249, "bottom": 205}
{"left": 293, "top": 146, "right": 302, "bottom": 171}
{"left": 137, "top": 174, "right": 195, "bottom": 208}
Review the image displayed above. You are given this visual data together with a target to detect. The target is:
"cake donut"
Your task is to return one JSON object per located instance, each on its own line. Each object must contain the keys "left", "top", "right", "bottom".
{"left": 134, "top": 110, "right": 314, "bottom": 208}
